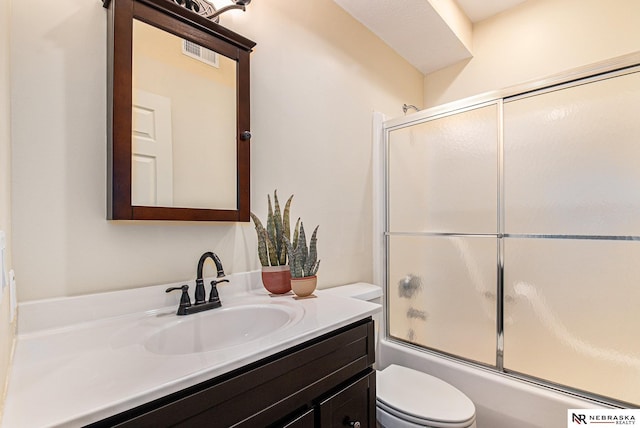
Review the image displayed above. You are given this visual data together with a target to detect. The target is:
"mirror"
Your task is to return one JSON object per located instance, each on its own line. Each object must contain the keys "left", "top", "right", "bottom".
{"left": 105, "top": 0, "right": 255, "bottom": 221}
{"left": 132, "top": 20, "right": 238, "bottom": 210}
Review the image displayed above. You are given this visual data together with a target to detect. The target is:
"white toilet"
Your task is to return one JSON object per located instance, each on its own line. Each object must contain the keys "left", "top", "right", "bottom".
{"left": 321, "top": 283, "right": 477, "bottom": 428}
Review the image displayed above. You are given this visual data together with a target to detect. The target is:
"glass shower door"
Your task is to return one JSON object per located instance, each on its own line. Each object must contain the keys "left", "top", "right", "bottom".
{"left": 502, "top": 71, "right": 640, "bottom": 405}
{"left": 386, "top": 103, "right": 500, "bottom": 366}
{"left": 385, "top": 66, "right": 640, "bottom": 406}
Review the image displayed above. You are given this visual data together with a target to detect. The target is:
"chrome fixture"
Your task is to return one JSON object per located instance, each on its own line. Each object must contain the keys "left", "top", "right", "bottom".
{"left": 166, "top": 251, "right": 229, "bottom": 315}
{"left": 173, "top": 0, "right": 252, "bottom": 23}
{"left": 402, "top": 104, "right": 420, "bottom": 114}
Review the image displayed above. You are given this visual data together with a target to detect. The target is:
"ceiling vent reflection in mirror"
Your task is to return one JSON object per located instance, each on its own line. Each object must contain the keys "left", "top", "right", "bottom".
{"left": 173, "top": 0, "right": 252, "bottom": 23}
{"left": 182, "top": 40, "right": 220, "bottom": 68}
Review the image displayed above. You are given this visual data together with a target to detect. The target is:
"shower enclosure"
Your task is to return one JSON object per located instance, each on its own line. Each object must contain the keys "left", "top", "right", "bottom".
{"left": 383, "top": 62, "right": 640, "bottom": 407}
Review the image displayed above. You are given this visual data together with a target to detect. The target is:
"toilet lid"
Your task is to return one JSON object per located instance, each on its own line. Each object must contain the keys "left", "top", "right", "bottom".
{"left": 377, "top": 365, "right": 476, "bottom": 426}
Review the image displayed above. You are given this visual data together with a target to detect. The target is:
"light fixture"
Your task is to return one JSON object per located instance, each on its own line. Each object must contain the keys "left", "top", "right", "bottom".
{"left": 173, "top": 0, "right": 251, "bottom": 23}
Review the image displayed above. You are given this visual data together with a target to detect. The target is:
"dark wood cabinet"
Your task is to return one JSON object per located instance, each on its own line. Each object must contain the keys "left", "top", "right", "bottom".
{"left": 105, "top": 0, "right": 254, "bottom": 221}
{"left": 282, "top": 409, "right": 315, "bottom": 428}
{"left": 87, "top": 318, "right": 375, "bottom": 428}
{"left": 319, "top": 373, "right": 375, "bottom": 428}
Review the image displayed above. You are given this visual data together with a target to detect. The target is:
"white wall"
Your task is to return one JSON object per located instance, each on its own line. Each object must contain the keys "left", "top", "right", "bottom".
{"left": 9, "top": 0, "right": 423, "bottom": 301}
{"left": 0, "top": 0, "right": 15, "bottom": 417}
{"left": 424, "top": 0, "right": 640, "bottom": 108}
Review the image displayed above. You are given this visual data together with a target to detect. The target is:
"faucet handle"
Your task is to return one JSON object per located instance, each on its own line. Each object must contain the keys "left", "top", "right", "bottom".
{"left": 208, "top": 279, "right": 229, "bottom": 303}
{"left": 166, "top": 285, "right": 192, "bottom": 314}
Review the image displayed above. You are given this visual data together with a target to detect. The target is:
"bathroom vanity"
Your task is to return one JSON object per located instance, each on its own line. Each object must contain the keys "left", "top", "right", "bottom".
{"left": 90, "top": 319, "right": 375, "bottom": 427}
{"left": 2, "top": 272, "right": 380, "bottom": 427}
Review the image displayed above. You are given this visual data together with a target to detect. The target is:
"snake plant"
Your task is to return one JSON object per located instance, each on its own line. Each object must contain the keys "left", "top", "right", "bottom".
{"left": 250, "top": 190, "right": 293, "bottom": 266}
{"left": 283, "top": 220, "right": 320, "bottom": 278}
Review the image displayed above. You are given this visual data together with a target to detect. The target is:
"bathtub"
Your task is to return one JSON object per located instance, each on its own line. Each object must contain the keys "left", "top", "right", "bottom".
{"left": 377, "top": 338, "right": 611, "bottom": 428}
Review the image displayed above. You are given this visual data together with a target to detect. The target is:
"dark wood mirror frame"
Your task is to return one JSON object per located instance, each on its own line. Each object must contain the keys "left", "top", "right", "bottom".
{"left": 104, "top": 0, "right": 255, "bottom": 221}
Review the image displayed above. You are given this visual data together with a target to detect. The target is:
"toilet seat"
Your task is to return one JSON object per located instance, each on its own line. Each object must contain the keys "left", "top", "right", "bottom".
{"left": 377, "top": 365, "right": 476, "bottom": 428}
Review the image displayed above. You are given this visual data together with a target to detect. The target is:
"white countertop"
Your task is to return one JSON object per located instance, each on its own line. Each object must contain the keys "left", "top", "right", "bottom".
{"left": 2, "top": 272, "right": 381, "bottom": 428}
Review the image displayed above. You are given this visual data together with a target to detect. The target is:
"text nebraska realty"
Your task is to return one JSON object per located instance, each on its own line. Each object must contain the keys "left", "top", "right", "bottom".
{"left": 574, "top": 413, "right": 636, "bottom": 425}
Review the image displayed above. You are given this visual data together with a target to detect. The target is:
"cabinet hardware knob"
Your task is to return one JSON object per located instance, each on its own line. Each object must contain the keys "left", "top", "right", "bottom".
{"left": 240, "top": 130, "right": 252, "bottom": 140}
{"left": 344, "top": 419, "right": 360, "bottom": 428}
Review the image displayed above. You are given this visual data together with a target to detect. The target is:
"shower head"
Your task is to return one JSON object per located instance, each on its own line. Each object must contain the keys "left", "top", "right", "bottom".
{"left": 402, "top": 104, "right": 420, "bottom": 114}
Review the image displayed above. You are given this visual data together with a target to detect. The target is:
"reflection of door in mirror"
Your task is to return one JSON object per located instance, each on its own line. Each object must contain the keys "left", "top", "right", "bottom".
{"left": 132, "top": 19, "right": 237, "bottom": 210}
{"left": 132, "top": 90, "right": 174, "bottom": 206}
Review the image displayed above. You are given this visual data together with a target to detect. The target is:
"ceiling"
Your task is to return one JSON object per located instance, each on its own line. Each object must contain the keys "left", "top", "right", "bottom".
{"left": 333, "top": 0, "right": 527, "bottom": 74}
{"left": 457, "top": 0, "right": 527, "bottom": 23}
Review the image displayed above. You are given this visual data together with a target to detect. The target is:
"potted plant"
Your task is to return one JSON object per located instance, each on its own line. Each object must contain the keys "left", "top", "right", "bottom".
{"left": 250, "top": 190, "right": 294, "bottom": 294}
{"left": 283, "top": 220, "right": 320, "bottom": 297}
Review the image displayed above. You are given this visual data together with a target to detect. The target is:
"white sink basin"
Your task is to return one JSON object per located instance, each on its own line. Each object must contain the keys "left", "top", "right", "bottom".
{"left": 144, "top": 304, "right": 298, "bottom": 355}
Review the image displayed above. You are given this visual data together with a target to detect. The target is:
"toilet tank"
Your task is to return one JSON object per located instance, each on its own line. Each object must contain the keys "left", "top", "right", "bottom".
{"left": 321, "top": 282, "right": 382, "bottom": 304}
{"left": 321, "top": 282, "right": 383, "bottom": 347}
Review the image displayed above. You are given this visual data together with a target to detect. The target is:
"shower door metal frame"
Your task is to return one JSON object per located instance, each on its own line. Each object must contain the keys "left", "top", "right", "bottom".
{"left": 383, "top": 99, "right": 503, "bottom": 370}
{"left": 381, "top": 51, "right": 640, "bottom": 408}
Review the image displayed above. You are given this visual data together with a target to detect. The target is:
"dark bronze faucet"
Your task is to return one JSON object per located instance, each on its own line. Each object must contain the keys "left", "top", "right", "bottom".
{"left": 166, "top": 251, "right": 229, "bottom": 315}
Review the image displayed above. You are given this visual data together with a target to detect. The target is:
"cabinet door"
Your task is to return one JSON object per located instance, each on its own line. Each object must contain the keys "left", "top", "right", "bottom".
{"left": 319, "top": 371, "right": 376, "bottom": 428}
{"left": 281, "top": 408, "right": 315, "bottom": 428}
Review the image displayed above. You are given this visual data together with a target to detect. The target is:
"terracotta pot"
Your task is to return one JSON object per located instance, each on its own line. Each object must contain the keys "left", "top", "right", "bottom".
{"left": 291, "top": 275, "right": 317, "bottom": 297}
{"left": 261, "top": 265, "right": 292, "bottom": 294}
